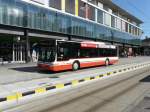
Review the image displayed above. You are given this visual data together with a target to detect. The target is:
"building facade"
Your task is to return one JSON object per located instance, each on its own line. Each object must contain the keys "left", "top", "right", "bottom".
{"left": 0, "top": 0, "right": 143, "bottom": 63}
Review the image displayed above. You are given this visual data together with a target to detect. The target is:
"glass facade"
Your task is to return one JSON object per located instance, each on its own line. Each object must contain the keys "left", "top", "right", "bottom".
{"left": 0, "top": 0, "right": 24, "bottom": 27}
{"left": 0, "top": 0, "right": 142, "bottom": 45}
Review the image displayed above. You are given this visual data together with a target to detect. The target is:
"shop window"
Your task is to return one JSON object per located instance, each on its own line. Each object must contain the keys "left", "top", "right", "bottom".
{"left": 125, "top": 22, "right": 128, "bottom": 33}
{"left": 65, "top": 0, "right": 75, "bottom": 14}
{"left": 86, "top": 4, "right": 95, "bottom": 21}
{"left": 111, "top": 15, "right": 116, "bottom": 28}
{"left": 135, "top": 28, "right": 138, "bottom": 36}
{"left": 116, "top": 18, "right": 121, "bottom": 30}
{"left": 122, "top": 21, "right": 126, "bottom": 32}
{"left": 129, "top": 24, "right": 132, "bottom": 34}
{"left": 104, "top": 12, "right": 111, "bottom": 26}
{"left": 97, "top": 9, "right": 103, "bottom": 24}
{"left": 78, "top": 0, "right": 86, "bottom": 18}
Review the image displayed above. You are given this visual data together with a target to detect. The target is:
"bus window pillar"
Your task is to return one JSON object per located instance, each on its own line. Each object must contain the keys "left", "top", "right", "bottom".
{"left": 25, "top": 29, "right": 31, "bottom": 63}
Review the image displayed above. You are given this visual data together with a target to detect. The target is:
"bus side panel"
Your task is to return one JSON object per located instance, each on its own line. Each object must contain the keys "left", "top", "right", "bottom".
{"left": 79, "top": 57, "right": 118, "bottom": 68}
{"left": 38, "top": 57, "right": 118, "bottom": 72}
{"left": 47, "top": 64, "right": 72, "bottom": 72}
{"left": 38, "top": 63, "right": 72, "bottom": 72}
{"left": 80, "top": 61, "right": 105, "bottom": 68}
{"left": 109, "top": 59, "right": 119, "bottom": 64}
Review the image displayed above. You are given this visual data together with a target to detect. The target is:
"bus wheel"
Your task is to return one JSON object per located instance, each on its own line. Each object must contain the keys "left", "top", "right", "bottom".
{"left": 105, "top": 59, "right": 110, "bottom": 66}
{"left": 72, "top": 62, "right": 80, "bottom": 71}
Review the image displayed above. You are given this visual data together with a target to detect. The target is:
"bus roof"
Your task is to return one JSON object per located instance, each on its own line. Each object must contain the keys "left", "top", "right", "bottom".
{"left": 57, "top": 40, "right": 116, "bottom": 49}
{"left": 80, "top": 41, "right": 116, "bottom": 49}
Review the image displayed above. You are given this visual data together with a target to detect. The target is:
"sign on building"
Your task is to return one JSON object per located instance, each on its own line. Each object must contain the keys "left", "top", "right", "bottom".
{"left": 30, "top": 0, "right": 48, "bottom": 5}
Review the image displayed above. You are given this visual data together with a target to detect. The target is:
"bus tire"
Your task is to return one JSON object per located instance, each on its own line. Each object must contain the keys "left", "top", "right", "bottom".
{"left": 72, "top": 61, "right": 80, "bottom": 71}
{"left": 105, "top": 59, "right": 110, "bottom": 66}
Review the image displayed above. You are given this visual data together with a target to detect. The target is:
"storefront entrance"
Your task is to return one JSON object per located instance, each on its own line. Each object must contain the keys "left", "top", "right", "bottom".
{"left": 12, "top": 43, "right": 26, "bottom": 63}
{"left": 0, "top": 36, "right": 26, "bottom": 64}
{"left": 0, "top": 35, "right": 56, "bottom": 64}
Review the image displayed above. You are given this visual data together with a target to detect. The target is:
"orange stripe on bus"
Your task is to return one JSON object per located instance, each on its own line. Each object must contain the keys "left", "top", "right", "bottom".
{"left": 48, "top": 64, "right": 72, "bottom": 71}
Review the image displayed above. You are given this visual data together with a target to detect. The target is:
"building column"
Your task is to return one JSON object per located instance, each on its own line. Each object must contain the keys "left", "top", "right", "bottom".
{"left": 85, "top": 4, "right": 88, "bottom": 19}
{"left": 20, "top": 43, "right": 23, "bottom": 62}
{"left": 25, "top": 29, "right": 31, "bottom": 63}
{"left": 12, "top": 39, "right": 15, "bottom": 62}
{"left": 117, "top": 46, "right": 119, "bottom": 57}
{"left": 95, "top": 8, "right": 98, "bottom": 22}
{"left": 123, "top": 43, "right": 126, "bottom": 57}
{"left": 61, "top": 0, "right": 65, "bottom": 12}
{"left": 75, "top": 0, "right": 79, "bottom": 16}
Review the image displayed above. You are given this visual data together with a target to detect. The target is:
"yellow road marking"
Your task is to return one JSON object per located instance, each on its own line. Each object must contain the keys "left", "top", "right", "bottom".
{"left": 7, "top": 95, "right": 17, "bottom": 101}
{"left": 84, "top": 77, "right": 90, "bottom": 81}
{"left": 72, "top": 80, "right": 79, "bottom": 86}
{"left": 55, "top": 84, "right": 64, "bottom": 89}
{"left": 95, "top": 76, "right": 100, "bottom": 79}
{"left": 35, "top": 88, "right": 46, "bottom": 93}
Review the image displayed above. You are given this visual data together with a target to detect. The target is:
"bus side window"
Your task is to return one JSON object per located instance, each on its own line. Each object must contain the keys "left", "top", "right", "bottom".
{"left": 99, "top": 48, "right": 103, "bottom": 57}
{"left": 68, "top": 47, "right": 79, "bottom": 59}
{"left": 80, "top": 49, "right": 88, "bottom": 58}
{"left": 58, "top": 47, "right": 70, "bottom": 61}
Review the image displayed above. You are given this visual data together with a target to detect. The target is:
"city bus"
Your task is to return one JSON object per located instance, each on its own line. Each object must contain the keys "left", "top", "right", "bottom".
{"left": 38, "top": 40, "right": 118, "bottom": 71}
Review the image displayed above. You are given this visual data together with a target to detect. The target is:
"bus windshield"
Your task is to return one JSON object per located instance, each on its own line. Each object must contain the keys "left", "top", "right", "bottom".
{"left": 38, "top": 47, "right": 56, "bottom": 62}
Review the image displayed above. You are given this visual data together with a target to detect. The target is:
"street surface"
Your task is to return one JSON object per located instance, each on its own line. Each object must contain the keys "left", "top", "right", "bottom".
{"left": 0, "top": 56, "right": 150, "bottom": 84}
{"left": 1, "top": 56, "right": 150, "bottom": 112}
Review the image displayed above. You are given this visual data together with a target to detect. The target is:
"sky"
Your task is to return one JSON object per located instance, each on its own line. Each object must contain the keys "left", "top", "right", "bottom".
{"left": 113, "top": 0, "right": 150, "bottom": 39}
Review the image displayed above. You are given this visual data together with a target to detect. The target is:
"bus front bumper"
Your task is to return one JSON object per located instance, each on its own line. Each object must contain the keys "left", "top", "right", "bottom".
{"left": 38, "top": 63, "right": 72, "bottom": 72}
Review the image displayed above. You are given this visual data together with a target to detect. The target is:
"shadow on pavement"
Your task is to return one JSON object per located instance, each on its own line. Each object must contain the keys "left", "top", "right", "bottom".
{"left": 140, "top": 75, "right": 150, "bottom": 82}
{"left": 9, "top": 66, "right": 65, "bottom": 75}
{"left": 10, "top": 66, "right": 38, "bottom": 73}
{"left": 9, "top": 66, "right": 105, "bottom": 75}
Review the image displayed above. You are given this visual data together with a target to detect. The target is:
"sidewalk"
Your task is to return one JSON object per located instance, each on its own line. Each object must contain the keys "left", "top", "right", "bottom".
{"left": 0, "top": 63, "right": 50, "bottom": 85}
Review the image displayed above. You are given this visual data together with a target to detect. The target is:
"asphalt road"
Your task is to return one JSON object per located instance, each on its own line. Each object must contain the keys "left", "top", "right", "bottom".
{"left": 4, "top": 61, "right": 150, "bottom": 112}
{"left": 0, "top": 56, "right": 150, "bottom": 84}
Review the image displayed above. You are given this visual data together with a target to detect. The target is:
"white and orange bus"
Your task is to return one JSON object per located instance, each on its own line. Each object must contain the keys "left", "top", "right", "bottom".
{"left": 38, "top": 40, "right": 118, "bottom": 71}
